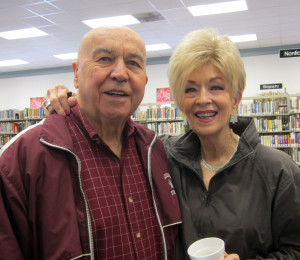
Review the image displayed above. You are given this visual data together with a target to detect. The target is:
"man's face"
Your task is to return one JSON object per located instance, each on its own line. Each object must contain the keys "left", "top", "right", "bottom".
{"left": 73, "top": 27, "right": 148, "bottom": 128}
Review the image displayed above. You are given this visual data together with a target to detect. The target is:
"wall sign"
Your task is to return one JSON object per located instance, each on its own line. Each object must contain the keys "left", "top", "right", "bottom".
{"left": 156, "top": 88, "right": 173, "bottom": 102}
{"left": 260, "top": 83, "right": 282, "bottom": 90}
{"left": 280, "top": 48, "right": 300, "bottom": 58}
{"left": 30, "top": 97, "right": 44, "bottom": 108}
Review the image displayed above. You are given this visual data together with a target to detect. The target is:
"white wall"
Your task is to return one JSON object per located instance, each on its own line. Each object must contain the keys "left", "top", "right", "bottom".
{"left": 0, "top": 53, "right": 299, "bottom": 110}
{"left": 0, "top": 72, "right": 75, "bottom": 110}
{"left": 243, "top": 54, "right": 300, "bottom": 97}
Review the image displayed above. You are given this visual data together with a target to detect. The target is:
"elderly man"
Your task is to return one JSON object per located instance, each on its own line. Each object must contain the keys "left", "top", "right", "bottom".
{"left": 0, "top": 26, "right": 181, "bottom": 260}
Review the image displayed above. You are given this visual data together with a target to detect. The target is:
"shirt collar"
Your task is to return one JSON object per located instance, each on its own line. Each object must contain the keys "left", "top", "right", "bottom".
{"left": 70, "top": 104, "right": 136, "bottom": 143}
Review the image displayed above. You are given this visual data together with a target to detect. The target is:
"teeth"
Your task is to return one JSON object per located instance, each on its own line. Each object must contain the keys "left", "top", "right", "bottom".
{"left": 196, "top": 112, "right": 216, "bottom": 118}
{"left": 106, "top": 91, "right": 126, "bottom": 96}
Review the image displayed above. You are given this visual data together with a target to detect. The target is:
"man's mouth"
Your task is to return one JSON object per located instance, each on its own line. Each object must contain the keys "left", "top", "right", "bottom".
{"left": 195, "top": 112, "right": 217, "bottom": 119}
{"left": 105, "top": 91, "right": 128, "bottom": 97}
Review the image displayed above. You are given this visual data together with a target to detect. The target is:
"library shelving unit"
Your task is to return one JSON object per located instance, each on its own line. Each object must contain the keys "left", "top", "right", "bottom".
{"left": 131, "top": 102, "right": 187, "bottom": 136}
{"left": 0, "top": 108, "right": 45, "bottom": 148}
{"left": 238, "top": 92, "right": 300, "bottom": 165}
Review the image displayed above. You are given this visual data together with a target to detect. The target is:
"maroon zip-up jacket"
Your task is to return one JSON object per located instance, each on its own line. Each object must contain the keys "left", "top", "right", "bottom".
{"left": 0, "top": 113, "right": 181, "bottom": 260}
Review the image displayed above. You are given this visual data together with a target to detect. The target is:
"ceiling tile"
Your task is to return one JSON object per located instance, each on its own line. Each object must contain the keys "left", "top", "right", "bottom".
{"left": 1, "top": 0, "right": 300, "bottom": 73}
{"left": 149, "top": 0, "right": 184, "bottom": 10}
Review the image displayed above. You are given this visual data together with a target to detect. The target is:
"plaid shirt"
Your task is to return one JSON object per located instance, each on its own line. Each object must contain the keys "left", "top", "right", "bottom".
{"left": 66, "top": 105, "right": 163, "bottom": 260}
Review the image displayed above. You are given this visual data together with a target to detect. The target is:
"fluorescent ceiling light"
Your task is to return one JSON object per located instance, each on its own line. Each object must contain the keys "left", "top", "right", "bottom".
{"left": 229, "top": 34, "right": 257, "bottom": 42}
{"left": 54, "top": 53, "right": 78, "bottom": 60}
{"left": 82, "top": 15, "right": 140, "bottom": 28}
{"left": 0, "top": 59, "right": 29, "bottom": 67}
{"left": 188, "top": 0, "right": 248, "bottom": 16}
{"left": 0, "top": 28, "right": 47, "bottom": 40}
{"left": 146, "top": 43, "right": 171, "bottom": 51}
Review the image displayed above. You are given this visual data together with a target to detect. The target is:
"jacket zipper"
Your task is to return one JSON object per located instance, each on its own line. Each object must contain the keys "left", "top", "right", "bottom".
{"left": 40, "top": 138, "right": 95, "bottom": 260}
{"left": 147, "top": 133, "right": 168, "bottom": 260}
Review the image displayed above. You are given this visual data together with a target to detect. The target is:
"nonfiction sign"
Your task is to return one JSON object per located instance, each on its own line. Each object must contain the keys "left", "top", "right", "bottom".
{"left": 280, "top": 48, "right": 300, "bottom": 58}
{"left": 260, "top": 83, "right": 283, "bottom": 90}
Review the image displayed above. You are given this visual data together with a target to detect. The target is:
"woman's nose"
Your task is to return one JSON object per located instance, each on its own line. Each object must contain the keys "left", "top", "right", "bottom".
{"left": 196, "top": 88, "right": 211, "bottom": 104}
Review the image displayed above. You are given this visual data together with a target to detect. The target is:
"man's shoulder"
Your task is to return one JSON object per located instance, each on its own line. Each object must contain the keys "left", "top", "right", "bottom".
{"left": 0, "top": 120, "right": 44, "bottom": 156}
{"left": 0, "top": 114, "right": 70, "bottom": 158}
{"left": 131, "top": 120, "right": 156, "bottom": 137}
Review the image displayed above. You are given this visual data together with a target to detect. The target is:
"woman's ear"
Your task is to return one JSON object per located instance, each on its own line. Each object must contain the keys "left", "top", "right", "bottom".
{"left": 232, "top": 91, "right": 242, "bottom": 113}
{"left": 72, "top": 61, "right": 79, "bottom": 89}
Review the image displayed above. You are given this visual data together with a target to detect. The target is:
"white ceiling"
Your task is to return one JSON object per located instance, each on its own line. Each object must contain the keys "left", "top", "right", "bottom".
{"left": 0, "top": 0, "right": 300, "bottom": 74}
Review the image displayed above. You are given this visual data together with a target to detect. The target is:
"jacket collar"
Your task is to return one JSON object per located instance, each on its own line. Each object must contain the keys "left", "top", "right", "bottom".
{"left": 39, "top": 114, "right": 74, "bottom": 151}
{"left": 165, "top": 117, "right": 258, "bottom": 171}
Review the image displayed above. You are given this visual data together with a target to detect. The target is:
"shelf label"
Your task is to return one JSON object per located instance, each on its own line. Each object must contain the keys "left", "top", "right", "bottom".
{"left": 280, "top": 49, "right": 300, "bottom": 58}
{"left": 260, "top": 83, "right": 282, "bottom": 90}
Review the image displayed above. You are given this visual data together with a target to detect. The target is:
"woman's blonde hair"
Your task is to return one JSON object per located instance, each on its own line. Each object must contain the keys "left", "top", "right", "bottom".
{"left": 167, "top": 29, "right": 246, "bottom": 111}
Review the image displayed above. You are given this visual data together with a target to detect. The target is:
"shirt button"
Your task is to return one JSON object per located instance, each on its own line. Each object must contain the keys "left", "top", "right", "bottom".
{"left": 128, "top": 197, "right": 133, "bottom": 203}
{"left": 136, "top": 232, "right": 141, "bottom": 238}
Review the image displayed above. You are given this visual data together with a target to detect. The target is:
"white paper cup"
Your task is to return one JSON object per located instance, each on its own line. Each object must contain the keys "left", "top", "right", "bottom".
{"left": 187, "top": 237, "right": 225, "bottom": 260}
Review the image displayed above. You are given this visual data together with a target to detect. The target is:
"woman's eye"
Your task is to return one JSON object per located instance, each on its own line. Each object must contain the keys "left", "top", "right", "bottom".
{"left": 211, "top": 85, "right": 224, "bottom": 90}
{"left": 184, "top": 87, "right": 196, "bottom": 93}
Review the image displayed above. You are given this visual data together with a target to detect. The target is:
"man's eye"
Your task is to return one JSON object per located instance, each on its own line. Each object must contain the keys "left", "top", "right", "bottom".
{"left": 98, "top": 57, "right": 111, "bottom": 62}
{"left": 128, "top": 60, "right": 140, "bottom": 67}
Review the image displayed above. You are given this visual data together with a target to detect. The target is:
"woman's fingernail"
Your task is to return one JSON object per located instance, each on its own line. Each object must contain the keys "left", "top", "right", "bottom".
{"left": 65, "top": 110, "right": 70, "bottom": 115}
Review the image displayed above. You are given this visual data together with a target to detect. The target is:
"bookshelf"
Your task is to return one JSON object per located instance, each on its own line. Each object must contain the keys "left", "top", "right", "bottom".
{"left": 132, "top": 102, "right": 187, "bottom": 136}
{"left": 0, "top": 107, "right": 45, "bottom": 148}
{"left": 238, "top": 92, "right": 300, "bottom": 165}
{"left": 2, "top": 94, "right": 298, "bottom": 164}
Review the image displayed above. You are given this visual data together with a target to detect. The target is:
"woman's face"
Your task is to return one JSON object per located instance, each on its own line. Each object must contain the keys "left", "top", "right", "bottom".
{"left": 181, "top": 63, "right": 241, "bottom": 138}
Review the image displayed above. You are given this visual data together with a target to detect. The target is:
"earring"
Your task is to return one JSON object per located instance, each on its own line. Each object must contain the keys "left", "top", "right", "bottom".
{"left": 230, "top": 114, "right": 238, "bottom": 124}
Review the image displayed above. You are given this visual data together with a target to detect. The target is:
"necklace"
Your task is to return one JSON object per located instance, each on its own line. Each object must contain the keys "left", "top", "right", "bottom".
{"left": 200, "top": 136, "right": 240, "bottom": 172}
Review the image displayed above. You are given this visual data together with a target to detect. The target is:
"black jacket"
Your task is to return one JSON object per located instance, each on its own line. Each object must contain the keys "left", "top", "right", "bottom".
{"left": 161, "top": 117, "right": 300, "bottom": 260}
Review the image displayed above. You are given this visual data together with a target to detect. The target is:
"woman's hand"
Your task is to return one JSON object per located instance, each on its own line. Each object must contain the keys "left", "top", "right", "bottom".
{"left": 224, "top": 252, "right": 240, "bottom": 260}
{"left": 42, "top": 84, "right": 77, "bottom": 116}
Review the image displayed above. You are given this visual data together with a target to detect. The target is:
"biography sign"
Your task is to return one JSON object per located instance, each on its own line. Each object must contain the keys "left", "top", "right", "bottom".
{"left": 260, "top": 83, "right": 283, "bottom": 90}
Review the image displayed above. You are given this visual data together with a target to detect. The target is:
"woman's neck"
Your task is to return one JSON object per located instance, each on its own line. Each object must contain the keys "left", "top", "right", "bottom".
{"left": 199, "top": 129, "right": 239, "bottom": 166}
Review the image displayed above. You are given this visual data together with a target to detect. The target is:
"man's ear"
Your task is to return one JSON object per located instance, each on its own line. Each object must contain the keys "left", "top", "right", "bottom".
{"left": 72, "top": 61, "right": 79, "bottom": 89}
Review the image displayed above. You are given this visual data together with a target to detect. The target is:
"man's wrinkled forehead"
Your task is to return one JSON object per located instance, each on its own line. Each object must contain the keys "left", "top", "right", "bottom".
{"left": 79, "top": 27, "right": 146, "bottom": 62}
{"left": 92, "top": 47, "right": 145, "bottom": 64}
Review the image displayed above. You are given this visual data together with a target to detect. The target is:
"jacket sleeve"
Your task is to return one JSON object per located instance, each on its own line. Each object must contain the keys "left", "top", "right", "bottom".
{"left": 270, "top": 162, "right": 300, "bottom": 259}
{"left": 0, "top": 173, "right": 26, "bottom": 259}
{"left": 250, "top": 161, "right": 300, "bottom": 260}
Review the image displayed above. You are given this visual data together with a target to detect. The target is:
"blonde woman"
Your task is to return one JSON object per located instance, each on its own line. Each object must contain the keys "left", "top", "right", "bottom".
{"left": 164, "top": 29, "right": 300, "bottom": 259}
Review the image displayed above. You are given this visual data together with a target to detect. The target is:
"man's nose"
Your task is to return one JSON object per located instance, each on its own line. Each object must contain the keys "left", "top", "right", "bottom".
{"left": 110, "top": 59, "right": 129, "bottom": 82}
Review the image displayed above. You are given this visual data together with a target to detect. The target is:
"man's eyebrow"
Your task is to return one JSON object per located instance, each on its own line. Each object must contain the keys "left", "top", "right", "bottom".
{"left": 92, "top": 47, "right": 114, "bottom": 58}
{"left": 92, "top": 47, "right": 145, "bottom": 64}
{"left": 128, "top": 53, "right": 145, "bottom": 64}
